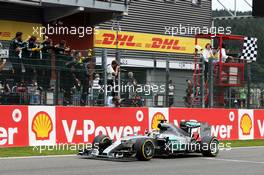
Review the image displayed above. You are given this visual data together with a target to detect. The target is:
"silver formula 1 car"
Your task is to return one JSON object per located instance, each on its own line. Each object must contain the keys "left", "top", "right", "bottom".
{"left": 78, "top": 120, "right": 219, "bottom": 161}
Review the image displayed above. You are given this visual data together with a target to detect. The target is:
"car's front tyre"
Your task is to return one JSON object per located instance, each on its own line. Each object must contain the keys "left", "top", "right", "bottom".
{"left": 93, "top": 135, "right": 112, "bottom": 154}
{"left": 134, "top": 139, "right": 155, "bottom": 161}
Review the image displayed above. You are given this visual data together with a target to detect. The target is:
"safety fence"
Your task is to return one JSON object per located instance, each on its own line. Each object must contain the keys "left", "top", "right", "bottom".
{"left": 0, "top": 106, "right": 263, "bottom": 147}
{"left": 1, "top": 47, "right": 264, "bottom": 108}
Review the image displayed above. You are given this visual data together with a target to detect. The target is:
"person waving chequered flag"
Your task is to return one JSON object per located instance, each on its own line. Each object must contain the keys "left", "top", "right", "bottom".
{"left": 240, "top": 37, "right": 258, "bottom": 62}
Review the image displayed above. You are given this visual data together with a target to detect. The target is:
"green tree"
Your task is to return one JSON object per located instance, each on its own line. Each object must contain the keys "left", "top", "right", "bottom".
{"left": 213, "top": 10, "right": 264, "bottom": 83}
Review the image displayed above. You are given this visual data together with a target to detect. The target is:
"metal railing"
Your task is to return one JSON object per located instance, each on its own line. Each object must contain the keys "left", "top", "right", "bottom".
{"left": 1, "top": 47, "right": 264, "bottom": 108}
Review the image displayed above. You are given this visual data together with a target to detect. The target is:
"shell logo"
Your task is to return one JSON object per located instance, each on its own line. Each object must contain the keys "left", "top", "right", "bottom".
{"left": 240, "top": 113, "right": 252, "bottom": 135}
{"left": 151, "top": 112, "right": 166, "bottom": 130}
{"left": 32, "top": 112, "right": 53, "bottom": 140}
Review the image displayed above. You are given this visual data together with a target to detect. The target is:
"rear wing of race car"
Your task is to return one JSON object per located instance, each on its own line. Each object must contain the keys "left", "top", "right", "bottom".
{"left": 200, "top": 122, "right": 211, "bottom": 137}
{"left": 180, "top": 121, "right": 211, "bottom": 137}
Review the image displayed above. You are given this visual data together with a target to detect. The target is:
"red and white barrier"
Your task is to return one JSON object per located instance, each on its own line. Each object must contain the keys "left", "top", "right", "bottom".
{"left": 0, "top": 106, "right": 263, "bottom": 147}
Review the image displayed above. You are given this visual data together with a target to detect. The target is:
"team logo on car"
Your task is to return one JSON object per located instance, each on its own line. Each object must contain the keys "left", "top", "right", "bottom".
{"left": 151, "top": 112, "right": 166, "bottom": 130}
{"left": 240, "top": 113, "right": 252, "bottom": 135}
{"left": 32, "top": 111, "right": 53, "bottom": 140}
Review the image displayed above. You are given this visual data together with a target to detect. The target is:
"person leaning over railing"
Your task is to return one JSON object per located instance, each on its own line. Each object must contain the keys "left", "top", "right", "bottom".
{"left": 54, "top": 40, "right": 72, "bottom": 105}
{"left": 22, "top": 35, "right": 41, "bottom": 84}
{"left": 0, "top": 43, "right": 7, "bottom": 103}
{"left": 106, "top": 60, "right": 120, "bottom": 106}
{"left": 40, "top": 36, "right": 53, "bottom": 90}
{"left": 66, "top": 51, "right": 89, "bottom": 106}
{"left": 202, "top": 43, "right": 213, "bottom": 82}
{"left": 9, "top": 32, "right": 26, "bottom": 83}
{"left": 0, "top": 47, "right": 6, "bottom": 72}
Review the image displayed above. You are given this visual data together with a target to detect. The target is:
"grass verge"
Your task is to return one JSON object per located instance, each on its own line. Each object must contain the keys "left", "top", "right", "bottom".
{"left": 0, "top": 146, "right": 76, "bottom": 157}
{"left": 0, "top": 140, "right": 263, "bottom": 157}
{"left": 220, "top": 139, "right": 264, "bottom": 148}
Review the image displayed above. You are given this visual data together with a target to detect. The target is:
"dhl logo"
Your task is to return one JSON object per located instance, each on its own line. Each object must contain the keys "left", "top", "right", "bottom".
{"left": 0, "top": 32, "right": 11, "bottom": 37}
{"left": 151, "top": 37, "right": 185, "bottom": 50}
{"left": 98, "top": 33, "right": 185, "bottom": 51}
{"left": 101, "top": 33, "right": 136, "bottom": 46}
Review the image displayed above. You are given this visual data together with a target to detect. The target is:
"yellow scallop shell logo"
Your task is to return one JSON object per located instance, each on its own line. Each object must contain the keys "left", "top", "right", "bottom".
{"left": 240, "top": 113, "right": 252, "bottom": 135}
{"left": 151, "top": 112, "right": 166, "bottom": 130}
{"left": 32, "top": 112, "right": 53, "bottom": 140}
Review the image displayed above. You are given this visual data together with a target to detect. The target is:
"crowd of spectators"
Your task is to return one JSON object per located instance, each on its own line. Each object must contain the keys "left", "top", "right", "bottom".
{"left": 0, "top": 31, "right": 143, "bottom": 107}
{"left": 0, "top": 31, "right": 94, "bottom": 105}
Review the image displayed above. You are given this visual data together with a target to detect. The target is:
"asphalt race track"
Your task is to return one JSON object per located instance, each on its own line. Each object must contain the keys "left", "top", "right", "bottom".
{"left": 0, "top": 147, "right": 263, "bottom": 175}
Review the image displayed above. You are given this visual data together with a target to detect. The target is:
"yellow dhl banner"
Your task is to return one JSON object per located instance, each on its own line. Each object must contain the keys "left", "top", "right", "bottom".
{"left": 94, "top": 29, "right": 209, "bottom": 54}
{"left": 0, "top": 20, "right": 42, "bottom": 41}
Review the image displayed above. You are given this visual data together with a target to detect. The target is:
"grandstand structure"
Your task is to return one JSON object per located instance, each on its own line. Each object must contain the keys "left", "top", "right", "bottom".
{"left": 0, "top": 0, "right": 128, "bottom": 106}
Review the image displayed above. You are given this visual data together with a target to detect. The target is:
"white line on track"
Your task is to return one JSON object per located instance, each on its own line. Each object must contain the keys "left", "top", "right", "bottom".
{"left": 0, "top": 146, "right": 264, "bottom": 160}
{"left": 229, "top": 146, "right": 264, "bottom": 150}
{"left": 203, "top": 158, "right": 264, "bottom": 164}
{"left": 219, "top": 146, "right": 264, "bottom": 152}
{"left": 0, "top": 154, "right": 75, "bottom": 160}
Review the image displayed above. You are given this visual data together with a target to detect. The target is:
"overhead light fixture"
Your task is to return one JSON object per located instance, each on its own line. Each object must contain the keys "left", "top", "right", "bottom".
{"left": 0, "top": 0, "right": 41, "bottom": 6}
{"left": 191, "top": 0, "right": 201, "bottom": 6}
{"left": 78, "top": 7, "right": 84, "bottom": 11}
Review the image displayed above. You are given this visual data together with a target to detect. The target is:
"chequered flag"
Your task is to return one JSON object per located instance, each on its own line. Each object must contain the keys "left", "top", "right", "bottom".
{"left": 240, "top": 37, "right": 258, "bottom": 62}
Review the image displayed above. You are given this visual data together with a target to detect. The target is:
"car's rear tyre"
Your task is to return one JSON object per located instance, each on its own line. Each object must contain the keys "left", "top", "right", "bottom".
{"left": 201, "top": 136, "right": 219, "bottom": 157}
{"left": 134, "top": 139, "right": 155, "bottom": 161}
{"left": 92, "top": 135, "right": 112, "bottom": 154}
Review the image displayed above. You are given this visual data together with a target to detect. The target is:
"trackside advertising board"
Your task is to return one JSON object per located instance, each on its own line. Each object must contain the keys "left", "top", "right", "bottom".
{"left": 56, "top": 107, "right": 148, "bottom": 144}
{"left": 0, "top": 106, "right": 28, "bottom": 147}
{"left": 0, "top": 106, "right": 264, "bottom": 147}
{"left": 94, "top": 29, "right": 209, "bottom": 54}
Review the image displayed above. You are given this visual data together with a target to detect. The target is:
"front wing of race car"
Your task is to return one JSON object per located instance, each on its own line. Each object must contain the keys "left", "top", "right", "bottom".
{"left": 78, "top": 135, "right": 156, "bottom": 161}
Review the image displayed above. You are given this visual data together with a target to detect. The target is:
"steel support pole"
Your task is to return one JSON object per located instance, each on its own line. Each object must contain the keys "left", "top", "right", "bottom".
{"left": 208, "top": 59, "right": 214, "bottom": 108}
{"left": 116, "top": 51, "right": 121, "bottom": 97}
{"left": 201, "top": 57, "right": 205, "bottom": 108}
{"left": 247, "top": 62, "right": 251, "bottom": 109}
{"left": 165, "top": 56, "right": 170, "bottom": 107}
{"left": 102, "top": 49, "right": 107, "bottom": 106}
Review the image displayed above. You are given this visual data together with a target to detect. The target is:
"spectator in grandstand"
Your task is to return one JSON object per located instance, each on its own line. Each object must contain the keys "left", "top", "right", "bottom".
{"left": 71, "top": 51, "right": 89, "bottom": 105}
{"left": 92, "top": 74, "right": 101, "bottom": 89}
{"left": 107, "top": 60, "right": 120, "bottom": 85}
{"left": 40, "top": 36, "right": 53, "bottom": 89}
{"left": 54, "top": 40, "right": 72, "bottom": 105}
{"left": 184, "top": 79, "right": 193, "bottom": 107}
{"left": 239, "top": 87, "right": 247, "bottom": 108}
{"left": 126, "top": 72, "right": 137, "bottom": 105}
{"left": 64, "top": 51, "right": 89, "bottom": 105}
{"left": 0, "top": 59, "right": 6, "bottom": 94}
{"left": 202, "top": 43, "right": 213, "bottom": 82}
{"left": 27, "top": 79, "right": 42, "bottom": 105}
{"left": 168, "top": 80, "right": 175, "bottom": 107}
{"left": 41, "top": 36, "right": 53, "bottom": 53}
{"left": 9, "top": 32, "right": 25, "bottom": 83}
{"left": 54, "top": 40, "right": 70, "bottom": 55}
{"left": 106, "top": 60, "right": 120, "bottom": 106}
{"left": 112, "top": 95, "right": 121, "bottom": 107}
{"left": 0, "top": 59, "right": 6, "bottom": 88}
{"left": 0, "top": 43, "right": 7, "bottom": 90}
{"left": 0, "top": 56, "right": 6, "bottom": 71}
{"left": 218, "top": 44, "right": 234, "bottom": 63}
{"left": 91, "top": 74, "right": 101, "bottom": 105}
{"left": 23, "top": 35, "right": 41, "bottom": 84}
